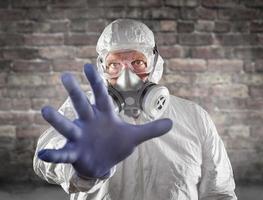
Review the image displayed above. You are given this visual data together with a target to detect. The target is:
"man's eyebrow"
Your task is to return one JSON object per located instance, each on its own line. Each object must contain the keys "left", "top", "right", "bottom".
{"left": 131, "top": 54, "right": 147, "bottom": 60}
{"left": 106, "top": 58, "right": 119, "bottom": 63}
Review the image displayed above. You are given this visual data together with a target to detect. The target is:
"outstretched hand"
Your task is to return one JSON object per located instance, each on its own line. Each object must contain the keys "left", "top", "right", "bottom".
{"left": 38, "top": 64, "right": 173, "bottom": 178}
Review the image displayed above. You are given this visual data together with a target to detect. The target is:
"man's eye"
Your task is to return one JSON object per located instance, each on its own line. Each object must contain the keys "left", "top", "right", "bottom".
{"left": 107, "top": 63, "right": 121, "bottom": 69}
{"left": 132, "top": 60, "right": 146, "bottom": 66}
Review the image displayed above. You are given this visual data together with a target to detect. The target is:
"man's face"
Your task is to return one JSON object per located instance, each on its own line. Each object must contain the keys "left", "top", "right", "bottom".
{"left": 105, "top": 50, "right": 149, "bottom": 85}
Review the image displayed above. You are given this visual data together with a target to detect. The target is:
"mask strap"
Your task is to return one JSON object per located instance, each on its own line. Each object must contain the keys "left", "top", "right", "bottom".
{"left": 148, "top": 44, "right": 159, "bottom": 81}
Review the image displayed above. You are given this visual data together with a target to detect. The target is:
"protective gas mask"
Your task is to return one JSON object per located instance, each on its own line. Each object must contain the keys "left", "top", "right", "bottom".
{"left": 105, "top": 54, "right": 170, "bottom": 119}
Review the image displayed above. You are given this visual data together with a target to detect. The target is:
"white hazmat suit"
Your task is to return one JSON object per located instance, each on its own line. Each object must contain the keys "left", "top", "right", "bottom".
{"left": 33, "top": 19, "right": 237, "bottom": 200}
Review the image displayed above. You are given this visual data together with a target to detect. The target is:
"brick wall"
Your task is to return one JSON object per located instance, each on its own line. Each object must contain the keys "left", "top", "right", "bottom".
{"left": 0, "top": 0, "right": 262, "bottom": 183}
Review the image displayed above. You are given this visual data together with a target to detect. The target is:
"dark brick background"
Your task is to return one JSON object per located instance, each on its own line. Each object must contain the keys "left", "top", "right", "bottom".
{"left": 0, "top": 0, "right": 262, "bottom": 184}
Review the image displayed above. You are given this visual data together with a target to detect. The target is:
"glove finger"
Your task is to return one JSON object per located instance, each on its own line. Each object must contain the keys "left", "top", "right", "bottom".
{"left": 37, "top": 145, "right": 78, "bottom": 163}
{"left": 42, "top": 106, "right": 82, "bottom": 141}
{"left": 84, "top": 64, "right": 114, "bottom": 113}
{"left": 61, "top": 72, "right": 94, "bottom": 120}
{"left": 133, "top": 118, "right": 173, "bottom": 145}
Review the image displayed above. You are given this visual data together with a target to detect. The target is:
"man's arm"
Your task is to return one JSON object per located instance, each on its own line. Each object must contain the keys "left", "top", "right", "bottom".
{"left": 198, "top": 107, "right": 237, "bottom": 200}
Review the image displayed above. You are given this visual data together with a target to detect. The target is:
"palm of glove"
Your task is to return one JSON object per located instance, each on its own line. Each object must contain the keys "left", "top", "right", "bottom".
{"left": 38, "top": 64, "right": 173, "bottom": 178}
{"left": 71, "top": 112, "right": 137, "bottom": 178}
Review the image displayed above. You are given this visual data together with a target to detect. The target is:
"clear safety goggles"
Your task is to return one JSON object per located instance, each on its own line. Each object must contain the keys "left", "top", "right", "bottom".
{"left": 103, "top": 59, "right": 150, "bottom": 79}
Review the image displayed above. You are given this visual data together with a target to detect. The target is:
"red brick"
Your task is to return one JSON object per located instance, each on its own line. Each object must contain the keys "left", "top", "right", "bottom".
{"left": 196, "top": 7, "right": 217, "bottom": 20}
{"left": 64, "top": 33, "right": 99, "bottom": 46}
{"left": 195, "top": 20, "right": 214, "bottom": 32}
{"left": 65, "top": 8, "right": 104, "bottom": 19}
{"left": 50, "top": 20, "right": 70, "bottom": 33}
{"left": 180, "top": 8, "right": 198, "bottom": 20}
{"left": 0, "top": 72, "right": 7, "bottom": 86}
{"left": 178, "top": 34, "right": 213, "bottom": 46}
{"left": 0, "top": 1, "right": 9, "bottom": 8}
{"left": 214, "top": 34, "right": 259, "bottom": 46}
{"left": 16, "top": 125, "right": 49, "bottom": 138}
{"left": 234, "top": 47, "right": 263, "bottom": 59}
{"left": 102, "top": 0, "right": 127, "bottom": 7}
{"left": 34, "top": 113, "right": 49, "bottom": 125}
{"left": 214, "top": 98, "right": 247, "bottom": 110}
{"left": 0, "top": 125, "right": 16, "bottom": 138}
{"left": 7, "top": 74, "right": 45, "bottom": 86}
{"left": 246, "top": 98, "right": 263, "bottom": 110}
{"left": 242, "top": 0, "right": 263, "bottom": 8}
{"left": 211, "top": 84, "right": 249, "bottom": 98}
{"left": 194, "top": 73, "right": 232, "bottom": 85}
{"left": 160, "top": 73, "right": 191, "bottom": 84}
{"left": 169, "top": 84, "right": 209, "bottom": 97}
{"left": 177, "top": 22, "right": 194, "bottom": 33}
{"left": 32, "top": 22, "right": 52, "bottom": 33}
{"left": 125, "top": 8, "right": 143, "bottom": 19}
{"left": 249, "top": 86, "right": 263, "bottom": 98}
{"left": 12, "top": 60, "right": 51, "bottom": 72}
{"left": 218, "top": 8, "right": 260, "bottom": 20}
{"left": 226, "top": 111, "right": 263, "bottom": 126}
{"left": 258, "top": 34, "right": 263, "bottom": 45}
{"left": 1, "top": 87, "right": 36, "bottom": 98}
{"left": 11, "top": 0, "right": 50, "bottom": 8}
{"left": 254, "top": 60, "right": 263, "bottom": 72}
{"left": 0, "top": 98, "right": 12, "bottom": 111}
{"left": 0, "top": 34, "right": 24, "bottom": 47}
{"left": 24, "top": 34, "right": 64, "bottom": 46}
{"left": 76, "top": 46, "right": 97, "bottom": 58}
{"left": 142, "top": 20, "right": 161, "bottom": 32}
{"left": 12, "top": 99, "right": 31, "bottom": 110}
{"left": 0, "top": 112, "right": 35, "bottom": 125}
{"left": 39, "top": 46, "right": 76, "bottom": 59}
{"left": 34, "top": 85, "right": 67, "bottom": 98}
{"left": 142, "top": 7, "right": 180, "bottom": 19}
{"left": 104, "top": 7, "right": 127, "bottom": 19}
{"left": 0, "top": 10, "right": 26, "bottom": 21}
{"left": 191, "top": 47, "right": 230, "bottom": 59}
{"left": 167, "top": 59, "right": 207, "bottom": 72}
{"left": 0, "top": 60, "right": 11, "bottom": 72}
{"left": 52, "top": 59, "right": 86, "bottom": 72}
{"left": 207, "top": 59, "right": 243, "bottom": 72}
{"left": 155, "top": 33, "right": 177, "bottom": 45}
{"left": 0, "top": 112, "right": 13, "bottom": 125}
{"left": 16, "top": 21, "right": 35, "bottom": 33}
{"left": 159, "top": 46, "right": 186, "bottom": 58}
{"left": 165, "top": 0, "right": 199, "bottom": 7}
{"left": 202, "top": 0, "right": 239, "bottom": 8}
{"left": 70, "top": 19, "right": 107, "bottom": 33}
{"left": 232, "top": 74, "right": 263, "bottom": 86}
{"left": 231, "top": 21, "right": 250, "bottom": 33}
{"left": 42, "top": 73, "right": 62, "bottom": 86}
{"left": 31, "top": 98, "right": 49, "bottom": 110}
{"left": 214, "top": 21, "right": 231, "bottom": 33}
{"left": 251, "top": 126, "right": 263, "bottom": 138}
{"left": 128, "top": 0, "right": 162, "bottom": 7}
{"left": 160, "top": 20, "right": 176, "bottom": 32}
{"left": 250, "top": 22, "right": 263, "bottom": 33}
{"left": 1, "top": 48, "right": 39, "bottom": 60}
{"left": 51, "top": 0, "right": 87, "bottom": 8}
{"left": 26, "top": 8, "right": 66, "bottom": 20}
{"left": 86, "top": 0, "right": 104, "bottom": 7}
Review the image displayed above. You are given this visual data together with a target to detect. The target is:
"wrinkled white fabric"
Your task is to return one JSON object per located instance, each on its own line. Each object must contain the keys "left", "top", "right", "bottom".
{"left": 33, "top": 91, "right": 237, "bottom": 200}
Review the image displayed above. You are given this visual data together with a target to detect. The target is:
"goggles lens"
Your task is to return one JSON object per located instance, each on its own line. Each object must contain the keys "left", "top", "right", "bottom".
{"left": 104, "top": 60, "right": 148, "bottom": 78}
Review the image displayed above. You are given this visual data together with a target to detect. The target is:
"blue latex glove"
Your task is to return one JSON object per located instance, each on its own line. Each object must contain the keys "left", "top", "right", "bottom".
{"left": 38, "top": 64, "right": 173, "bottom": 179}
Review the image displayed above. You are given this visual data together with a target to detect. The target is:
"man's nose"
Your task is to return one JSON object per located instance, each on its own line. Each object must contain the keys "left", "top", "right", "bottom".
{"left": 123, "top": 62, "right": 132, "bottom": 69}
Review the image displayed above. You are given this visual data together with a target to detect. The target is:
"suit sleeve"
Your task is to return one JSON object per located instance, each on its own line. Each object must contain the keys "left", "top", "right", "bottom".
{"left": 33, "top": 96, "right": 115, "bottom": 194}
{"left": 198, "top": 107, "right": 237, "bottom": 200}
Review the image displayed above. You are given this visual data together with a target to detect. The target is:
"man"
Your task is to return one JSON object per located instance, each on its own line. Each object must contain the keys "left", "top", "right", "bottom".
{"left": 33, "top": 19, "right": 237, "bottom": 200}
